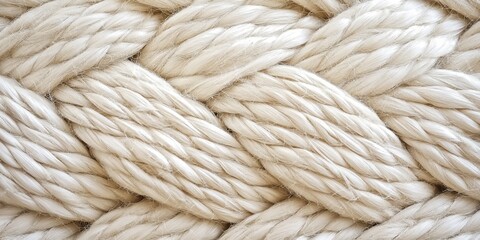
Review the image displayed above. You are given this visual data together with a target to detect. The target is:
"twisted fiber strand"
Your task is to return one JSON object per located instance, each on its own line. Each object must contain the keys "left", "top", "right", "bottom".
{"left": 357, "top": 192, "right": 480, "bottom": 239}
{"left": 443, "top": 21, "right": 480, "bottom": 74}
{"left": 0, "top": 203, "right": 80, "bottom": 239}
{"left": 78, "top": 200, "right": 226, "bottom": 239}
{"left": 0, "top": 0, "right": 48, "bottom": 32}
{"left": 139, "top": 0, "right": 324, "bottom": 101}
{"left": 289, "top": 0, "right": 465, "bottom": 96}
{"left": 430, "top": 0, "right": 480, "bottom": 20}
{"left": 0, "top": 75, "right": 137, "bottom": 221}
{"left": 283, "top": 0, "right": 480, "bottom": 202}
{"left": 220, "top": 197, "right": 368, "bottom": 240}
{"left": 137, "top": 0, "right": 450, "bottom": 222}
{"left": 0, "top": 0, "right": 162, "bottom": 94}
{"left": 219, "top": 192, "right": 480, "bottom": 240}
{"left": 369, "top": 70, "right": 480, "bottom": 200}
{"left": 53, "top": 61, "right": 287, "bottom": 223}
{"left": 0, "top": 0, "right": 50, "bottom": 20}
{"left": 209, "top": 65, "right": 435, "bottom": 223}
{"left": 290, "top": 0, "right": 362, "bottom": 18}
{"left": 135, "top": 0, "right": 194, "bottom": 12}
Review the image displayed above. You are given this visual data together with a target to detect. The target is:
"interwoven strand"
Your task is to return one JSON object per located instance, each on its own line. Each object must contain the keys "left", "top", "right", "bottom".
{"left": 0, "top": 0, "right": 479, "bottom": 239}
{"left": 0, "top": 203, "right": 80, "bottom": 239}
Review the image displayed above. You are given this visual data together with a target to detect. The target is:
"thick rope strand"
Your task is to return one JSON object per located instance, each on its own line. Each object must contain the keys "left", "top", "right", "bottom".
{"left": 0, "top": 75, "right": 137, "bottom": 221}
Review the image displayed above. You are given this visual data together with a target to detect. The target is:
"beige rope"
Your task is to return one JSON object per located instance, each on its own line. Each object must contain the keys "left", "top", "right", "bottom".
{"left": 0, "top": 76, "right": 137, "bottom": 221}
{"left": 53, "top": 61, "right": 287, "bottom": 222}
{"left": 78, "top": 200, "right": 226, "bottom": 239}
{"left": 220, "top": 197, "right": 368, "bottom": 239}
{"left": 357, "top": 192, "right": 480, "bottom": 239}
{"left": 0, "top": 0, "right": 479, "bottom": 238}
{"left": 0, "top": 203, "right": 79, "bottom": 239}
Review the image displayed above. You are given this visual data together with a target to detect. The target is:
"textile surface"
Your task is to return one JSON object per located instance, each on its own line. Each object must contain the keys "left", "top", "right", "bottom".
{"left": 0, "top": 0, "right": 479, "bottom": 239}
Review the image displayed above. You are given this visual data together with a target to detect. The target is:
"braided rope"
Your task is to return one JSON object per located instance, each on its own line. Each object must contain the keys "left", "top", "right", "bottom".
{"left": 0, "top": 0, "right": 479, "bottom": 238}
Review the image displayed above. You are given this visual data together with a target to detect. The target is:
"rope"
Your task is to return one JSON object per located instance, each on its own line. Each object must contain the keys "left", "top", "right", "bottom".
{"left": 0, "top": 0, "right": 478, "bottom": 238}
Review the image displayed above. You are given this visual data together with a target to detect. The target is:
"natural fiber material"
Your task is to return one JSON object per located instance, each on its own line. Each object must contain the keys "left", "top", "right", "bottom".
{"left": 0, "top": 76, "right": 137, "bottom": 221}
{"left": 0, "top": 203, "right": 80, "bottom": 239}
{"left": 78, "top": 200, "right": 226, "bottom": 239}
{"left": 357, "top": 192, "right": 480, "bottom": 239}
{"left": 0, "top": 0, "right": 479, "bottom": 239}
{"left": 220, "top": 197, "right": 368, "bottom": 239}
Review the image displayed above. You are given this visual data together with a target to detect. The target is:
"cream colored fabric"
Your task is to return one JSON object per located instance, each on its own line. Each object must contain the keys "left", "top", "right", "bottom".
{"left": 0, "top": 0, "right": 479, "bottom": 239}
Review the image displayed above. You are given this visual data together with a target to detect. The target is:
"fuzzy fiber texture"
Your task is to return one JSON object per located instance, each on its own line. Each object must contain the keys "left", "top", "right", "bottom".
{"left": 0, "top": 0, "right": 479, "bottom": 239}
